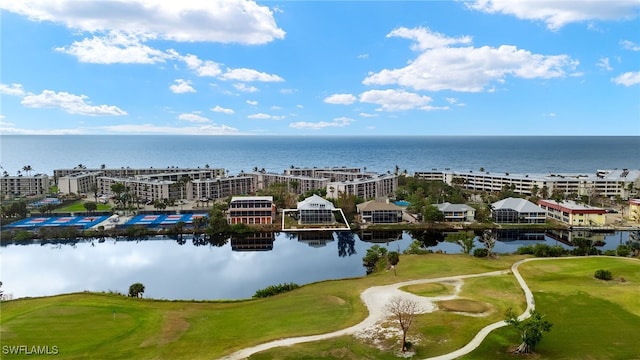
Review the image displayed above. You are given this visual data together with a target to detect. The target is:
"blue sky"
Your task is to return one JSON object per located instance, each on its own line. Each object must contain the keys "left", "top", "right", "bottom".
{"left": 1, "top": 0, "right": 639, "bottom": 136}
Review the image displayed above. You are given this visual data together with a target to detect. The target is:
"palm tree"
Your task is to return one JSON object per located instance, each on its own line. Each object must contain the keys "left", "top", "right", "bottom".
{"left": 22, "top": 165, "right": 33, "bottom": 176}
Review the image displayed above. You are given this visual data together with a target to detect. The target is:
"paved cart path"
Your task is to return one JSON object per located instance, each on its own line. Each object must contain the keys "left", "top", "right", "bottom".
{"left": 221, "top": 257, "right": 636, "bottom": 360}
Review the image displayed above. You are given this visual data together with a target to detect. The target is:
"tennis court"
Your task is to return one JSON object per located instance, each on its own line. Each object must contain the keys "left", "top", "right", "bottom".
{"left": 124, "top": 213, "right": 208, "bottom": 227}
{"left": 4, "top": 215, "right": 109, "bottom": 230}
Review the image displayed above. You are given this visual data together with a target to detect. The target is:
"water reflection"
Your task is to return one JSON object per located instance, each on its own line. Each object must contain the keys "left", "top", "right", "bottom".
{"left": 1, "top": 230, "right": 636, "bottom": 301}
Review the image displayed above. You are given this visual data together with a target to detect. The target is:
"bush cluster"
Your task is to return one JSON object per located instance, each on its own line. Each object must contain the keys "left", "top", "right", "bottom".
{"left": 473, "top": 248, "right": 489, "bottom": 258}
{"left": 253, "top": 283, "right": 300, "bottom": 298}
{"left": 516, "top": 243, "right": 567, "bottom": 257}
{"left": 594, "top": 269, "right": 613, "bottom": 281}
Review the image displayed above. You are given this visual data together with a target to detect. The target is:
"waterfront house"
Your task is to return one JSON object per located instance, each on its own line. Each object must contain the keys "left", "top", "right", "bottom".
{"left": 227, "top": 196, "right": 276, "bottom": 225}
{"left": 537, "top": 199, "right": 606, "bottom": 226}
{"left": 435, "top": 202, "right": 476, "bottom": 222}
{"left": 297, "top": 194, "right": 336, "bottom": 224}
{"left": 491, "top": 197, "right": 546, "bottom": 224}
{"left": 357, "top": 198, "right": 404, "bottom": 224}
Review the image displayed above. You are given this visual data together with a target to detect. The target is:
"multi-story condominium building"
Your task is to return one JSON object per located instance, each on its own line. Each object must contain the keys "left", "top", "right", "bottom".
{"left": 284, "top": 166, "right": 361, "bottom": 177}
{"left": 227, "top": 196, "right": 276, "bottom": 225}
{"left": 537, "top": 199, "right": 606, "bottom": 226}
{"left": 357, "top": 198, "right": 404, "bottom": 224}
{"left": 314, "top": 170, "right": 369, "bottom": 182}
{"left": 249, "top": 172, "right": 329, "bottom": 195}
{"left": 435, "top": 202, "right": 476, "bottom": 222}
{"left": 58, "top": 172, "right": 102, "bottom": 195}
{"left": 491, "top": 197, "right": 546, "bottom": 224}
{"left": 326, "top": 174, "right": 397, "bottom": 200}
{"left": 0, "top": 174, "right": 51, "bottom": 197}
{"left": 98, "top": 176, "right": 179, "bottom": 203}
{"left": 53, "top": 167, "right": 224, "bottom": 181}
{"left": 190, "top": 175, "right": 255, "bottom": 200}
{"left": 415, "top": 169, "right": 640, "bottom": 200}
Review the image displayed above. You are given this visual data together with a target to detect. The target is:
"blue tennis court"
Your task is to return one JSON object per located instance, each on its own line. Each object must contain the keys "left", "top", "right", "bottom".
{"left": 125, "top": 213, "right": 208, "bottom": 227}
{"left": 4, "top": 215, "right": 109, "bottom": 230}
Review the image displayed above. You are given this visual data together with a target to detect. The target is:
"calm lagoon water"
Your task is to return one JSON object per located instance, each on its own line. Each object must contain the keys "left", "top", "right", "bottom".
{"left": 1, "top": 230, "right": 633, "bottom": 300}
{"left": 1, "top": 135, "right": 638, "bottom": 300}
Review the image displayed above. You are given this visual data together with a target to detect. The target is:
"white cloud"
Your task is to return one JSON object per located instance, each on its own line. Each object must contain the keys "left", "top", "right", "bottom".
{"left": 621, "top": 40, "right": 640, "bottom": 51}
{"left": 0, "top": 83, "right": 26, "bottom": 96}
{"left": 597, "top": 57, "right": 612, "bottom": 71}
{"left": 359, "top": 89, "right": 434, "bottom": 111}
{"left": 358, "top": 54, "right": 369, "bottom": 59}
{"left": 233, "top": 83, "right": 259, "bottom": 93}
{"left": 543, "top": 112, "right": 557, "bottom": 117}
{"left": 290, "top": 117, "right": 354, "bottom": 130}
{"left": 387, "top": 26, "right": 472, "bottom": 51}
{"left": 280, "top": 88, "right": 296, "bottom": 94}
{"left": 612, "top": 71, "right": 640, "bottom": 86}
{"left": 467, "top": 0, "right": 640, "bottom": 30}
{"left": 364, "top": 27, "right": 578, "bottom": 92}
{"left": 99, "top": 123, "right": 239, "bottom": 135}
{"left": 445, "top": 97, "right": 467, "bottom": 107}
{"left": 324, "top": 93, "right": 357, "bottom": 105}
{"left": 178, "top": 113, "right": 210, "bottom": 123}
{"left": 359, "top": 112, "right": 378, "bottom": 118}
{"left": 246, "top": 100, "right": 258, "bottom": 106}
{"left": 21, "top": 90, "right": 127, "bottom": 116}
{"left": 1, "top": 0, "right": 285, "bottom": 44}
{"left": 177, "top": 53, "right": 223, "bottom": 77}
{"left": 170, "top": 79, "right": 195, "bottom": 93}
{"left": 0, "top": 126, "right": 85, "bottom": 135}
{"left": 211, "top": 106, "right": 234, "bottom": 115}
{"left": 56, "top": 31, "right": 168, "bottom": 64}
{"left": 248, "top": 113, "right": 284, "bottom": 120}
{"left": 221, "top": 68, "right": 284, "bottom": 82}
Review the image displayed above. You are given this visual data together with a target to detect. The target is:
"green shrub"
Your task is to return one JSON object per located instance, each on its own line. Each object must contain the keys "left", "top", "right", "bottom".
{"left": 473, "top": 248, "right": 489, "bottom": 258}
{"left": 594, "top": 269, "right": 612, "bottom": 281}
{"left": 616, "top": 245, "right": 630, "bottom": 257}
{"left": 253, "top": 283, "right": 300, "bottom": 298}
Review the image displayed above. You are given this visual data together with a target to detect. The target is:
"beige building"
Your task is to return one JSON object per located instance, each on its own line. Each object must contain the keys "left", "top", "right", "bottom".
{"left": 228, "top": 196, "right": 275, "bottom": 225}
{"left": 191, "top": 175, "right": 255, "bottom": 200}
{"left": 326, "top": 174, "right": 397, "bottom": 200}
{"left": 249, "top": 172, "right": 329, "bottom": 195}
{"left": 629, "top": 199, "right": 640, "bottom": 222}
{"left": 537, "top": 199, "right": 606, "bottom": 226}
{"left": 415, "top": 169, "right": 639, "bottom": 200}
{"left": 0, "top": 174, "right": 51, "bottom": 197}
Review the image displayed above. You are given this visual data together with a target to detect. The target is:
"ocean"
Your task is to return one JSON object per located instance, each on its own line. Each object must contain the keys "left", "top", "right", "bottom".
{"left": 2, "top": 135, "right": 639, "bottom": 176}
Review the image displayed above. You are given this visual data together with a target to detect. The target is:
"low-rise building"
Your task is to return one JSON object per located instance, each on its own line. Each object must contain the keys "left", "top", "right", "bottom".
{"left": 357, "top": 198, "right": 404, "bottom": 224}
{"left": 491, "top": 197, "right": 546, "bottom": 224}
{"left": 435, "top": 202, "right": 476, "bottom": 222}
{"left": 537, "top": 199, "right": 606, "bottom": 226}
{"left": 227, "top": 196, "right": 275, "bottom": 225}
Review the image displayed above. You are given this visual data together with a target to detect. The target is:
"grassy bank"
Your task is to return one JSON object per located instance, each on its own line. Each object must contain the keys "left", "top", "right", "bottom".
{"left": 1, "top": 255, "right": 638, "bottom": 359}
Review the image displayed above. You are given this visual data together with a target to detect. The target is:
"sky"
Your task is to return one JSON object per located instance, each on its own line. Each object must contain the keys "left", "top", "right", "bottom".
{"left": 1, "top": 0, "right": 639, "bottom": 136}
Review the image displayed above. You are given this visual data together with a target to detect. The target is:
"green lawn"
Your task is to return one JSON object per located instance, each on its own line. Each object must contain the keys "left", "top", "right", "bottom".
{"left": 53, "top": 200, "right": 111, "bottom": 213}
{"left": 1, "top": 255, "right": 638, "bottom": 359}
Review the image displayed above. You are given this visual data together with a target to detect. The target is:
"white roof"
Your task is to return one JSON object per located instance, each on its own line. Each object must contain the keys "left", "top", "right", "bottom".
{"left": 435, "top": 202, "right": 474, "bottom": 212}
{"left": 492, "top": 197, "right": 544, "bottom": 213}
{"left": 230, "top": 196, "right": 273, "bottom": 202}
{"left": 297, "top": 194, "right": 335, "bottom": 210}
